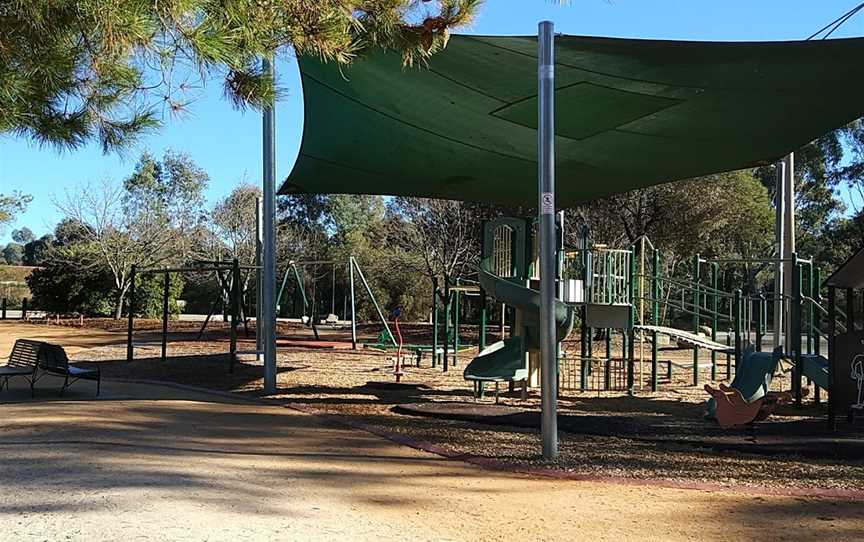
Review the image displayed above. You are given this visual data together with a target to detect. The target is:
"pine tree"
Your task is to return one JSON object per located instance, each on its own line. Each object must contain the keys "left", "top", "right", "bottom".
{"left": 0, "top": 0, "right": 481, "bottom": 152}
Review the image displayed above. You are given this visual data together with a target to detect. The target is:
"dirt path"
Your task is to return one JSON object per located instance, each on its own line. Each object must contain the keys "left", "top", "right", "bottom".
{"left": 0, "top": 383, "right": 860, "bottom": 540}
{"left": 2, "top": 321, "right": 862, "bottom": 541}
{"left": 0, "top": 321, "right": 128, "bottom": 356}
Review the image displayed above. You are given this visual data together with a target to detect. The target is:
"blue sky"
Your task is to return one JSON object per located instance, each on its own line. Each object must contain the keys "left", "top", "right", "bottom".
{"left": 2, "top": 0, "right": 863, "bottom": 243}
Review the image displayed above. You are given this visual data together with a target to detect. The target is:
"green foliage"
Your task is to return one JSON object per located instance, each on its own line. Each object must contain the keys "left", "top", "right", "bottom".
{"left": 11, "top": 227, "right": 34, "bottom": 244}
{"left": 0, "top": 0, "right": 480, "bottom": 152}
{"left": 0, "top": 192, "right": 31, "bottom": 231}
{"left": 22, "top": 235, "right": 54, "bottom": 266}
{"left": 27, "top": 245, "right": 115, "bottom": 315}
{"left": 134, "top": 273, "right": 185, "bottom": 318}
{"left": 2, "top": 243, "right": 24, "bottom": 265}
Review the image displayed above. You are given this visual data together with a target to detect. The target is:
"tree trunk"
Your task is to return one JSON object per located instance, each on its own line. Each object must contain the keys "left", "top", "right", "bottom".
{"left": 114, "top": 290, "right": 125, "bottom": 320}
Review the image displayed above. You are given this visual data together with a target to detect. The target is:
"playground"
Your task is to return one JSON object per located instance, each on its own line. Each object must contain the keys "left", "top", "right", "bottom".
{"left": 6, "top": 315, "right": 863, "bottom": 493}
{"left": 5, "top": 6, "right": 864, "bottom": 540}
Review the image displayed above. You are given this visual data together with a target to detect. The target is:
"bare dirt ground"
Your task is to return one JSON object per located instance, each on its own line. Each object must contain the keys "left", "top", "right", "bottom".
{"left": 8, "top": 319, "right": 863, "bottom": 494}
{"left": 0, "top": 323, "right": 864, "bottom": 540}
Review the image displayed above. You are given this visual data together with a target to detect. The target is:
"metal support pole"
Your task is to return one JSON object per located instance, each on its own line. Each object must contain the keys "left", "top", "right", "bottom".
{"left": 261, "top": 56, "right": 277, "bottom": 394}
{"left": 806, "top": 264, "right": 813, "bottom": 356}
{"left": 773, "top": 160, "right": 786, "bottom": 350}
{"left": 627, "top": 246, "right": 636, "bottom": 394}
{"left": 20, "top": 298, "right": 27, "bottom": 320}
{"left": 443, "top": 283, "right": 450, "bottom": 372}
{"left": 651, "top": 248, "right": 660, "bottom": 392}
{"left": 792, "top": 257, "right": 802, "bottom": 407}
{"left": 783, "top": 153, "right": 796, "bottom": 349}
{"left": 349, "top": 261, "right": 357, "bottom": 349}
{"left": 605, "top": 251, "right": 612, "bottom": 360}
{"left": 161, "top": 270, "right": 170, "bottom": 363}
{"left": 230, "top": 258, "right": 240, "bottom": 372}
{"left": 1, "top": 297, "right": 5, "bottom": 319}
{"left": 756, "top": 294, "right": 765, "bottom": 352}
{"left": 255, "top": 197, "right": 263, "bottom": 361}
{"left": 126, "top": 266, "right": 136, "bottom": 362}
{"left": 827, "top": 287, "right": 837, "bottom": 429}
{"left": 692, "top": 254, "right": 700, "bottom": 386}
{"left": 538, "top": 20, "right": 558, "bottom": 460}
{"left": 479, "top": 288, "right": 487, "bottom": 351}
{"left": 710, "top": 263, "right": 718, "bottom": 379}
{"left": 432, "top": 288, "right": 439, "bottom": 367}
{"left": 733, "top": 289, "right": 742, "bottom": 371}
{"left": 813, "top": 267, "right": 822, "bottom": 404}
{"left": 453, "top": 288, "right": 460, "bottom": 367}
{"left": 352, "top": 257, "right": 394, "bottom": 344}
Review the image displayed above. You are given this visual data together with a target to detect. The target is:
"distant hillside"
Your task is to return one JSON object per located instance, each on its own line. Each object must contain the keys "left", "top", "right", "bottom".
{"left": 0, "top": 265, "right": 37, "bottom": 283}
{"left": 0, "top": 265, "right": 36, "bottom": 301}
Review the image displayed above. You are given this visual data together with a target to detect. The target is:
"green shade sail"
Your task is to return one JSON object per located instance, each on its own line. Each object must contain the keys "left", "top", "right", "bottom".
{"left": 281, "top": 34, "right": 864, "bottom": 206}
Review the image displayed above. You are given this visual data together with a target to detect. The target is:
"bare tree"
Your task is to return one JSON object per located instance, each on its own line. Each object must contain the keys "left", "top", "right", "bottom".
{"left": 388, "top": 197, "right": 484, "bottom": 303}
{"left": 55, "top": 152, "right": 207, "bottom": 318}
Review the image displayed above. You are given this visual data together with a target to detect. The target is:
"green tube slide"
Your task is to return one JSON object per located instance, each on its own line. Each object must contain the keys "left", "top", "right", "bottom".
{"left": 464, "top": 264, "right": 575, "bottom": 382}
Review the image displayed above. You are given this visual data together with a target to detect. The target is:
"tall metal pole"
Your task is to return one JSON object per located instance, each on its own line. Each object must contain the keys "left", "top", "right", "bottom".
{"left": 255, "top": 197, "right": 263, "bottom": 361}
{"left": 538, "top": 21, "right": 558, "bottom": 460}
{"left": 782, "top": 153, "right": 796, "bottom": 352}
{"left": 773, "top": 160, "right": 786, "bottom": 350}
{"left": 262, "top": 57, "right": 277, "bottom": 393}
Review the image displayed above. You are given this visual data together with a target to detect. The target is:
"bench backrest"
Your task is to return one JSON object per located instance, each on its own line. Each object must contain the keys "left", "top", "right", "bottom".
{"left": 5, "top": 339, "right": 43, "bottom": 369}
{"left": 38, "top": 343, "right": 70, "bottom": 372}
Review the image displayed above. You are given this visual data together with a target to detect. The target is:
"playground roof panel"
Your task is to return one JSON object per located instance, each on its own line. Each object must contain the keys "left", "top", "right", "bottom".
{"left": 825, "top": 247, "right": 864, "bottom": 290}
{"left": 281, "top": 34, "right": 864, "bottom": 206}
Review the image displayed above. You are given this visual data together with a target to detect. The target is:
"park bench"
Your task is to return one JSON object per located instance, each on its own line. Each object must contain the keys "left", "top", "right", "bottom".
{"left": 0, "top": 339, "right": 42, "bottom": 395}
{"left": 34, "top": 343, "right": 101, "bottom": 397}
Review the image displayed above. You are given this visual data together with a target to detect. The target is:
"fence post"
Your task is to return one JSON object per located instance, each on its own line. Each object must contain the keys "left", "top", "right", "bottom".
{"left": 1, "top": 297, "right": 5, "bottom": 320}
{"left": 21, "top": 298, "right": 28, "bottom": 320}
